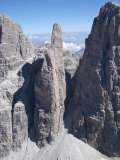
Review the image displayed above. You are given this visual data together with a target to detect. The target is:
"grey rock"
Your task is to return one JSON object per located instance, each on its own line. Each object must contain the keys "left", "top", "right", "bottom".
{"left": 63, "top": 50, "right": 80, "bottom": 78}
{"left": 0, "top": 110, "right": 12, "bottom": 157}
{"left": 0, "top": 15, "right": 33, "bottom": 81}
{"left": 34, "top": 23, "right": 66, "bottom": 147}
{"left": 69, "top": 2, "right": 120, "bottom": 156}
{"left": 1, "top": 3, "right": 120, "bottom": 158}
{"left": 12, "top": 102, "right": 28, "bottom": 150}
{"left": 51, "top": 23, "right": 63, "bottom": 49}
{"left": 0, "top": 15, "right": 34, "bottom": 157}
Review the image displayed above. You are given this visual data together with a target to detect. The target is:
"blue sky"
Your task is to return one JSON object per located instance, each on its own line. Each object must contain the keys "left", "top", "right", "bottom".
{"left": 0, "top": 0, "right": 120, "bottom": 34}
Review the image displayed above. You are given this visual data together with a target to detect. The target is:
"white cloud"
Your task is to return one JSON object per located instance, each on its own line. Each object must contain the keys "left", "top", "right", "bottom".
{"left": 63, "top": 42, "right": 84, "bottom": 52}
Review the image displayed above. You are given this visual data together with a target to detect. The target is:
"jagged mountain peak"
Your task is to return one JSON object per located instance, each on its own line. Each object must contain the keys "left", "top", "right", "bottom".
{"left": 51, "top": 23, "right": 63, "bottom": 48}
{"left": 52, "top": 23, "right": 61, "bottom": 31}
{"left": 0, "top": 14, "right": 22, "bottom": 31}
{"left": 99, "top": 1, "right": 120, "bottom": 17}
{"left": 104, "top": 1, "right": 120, "bottom": 7}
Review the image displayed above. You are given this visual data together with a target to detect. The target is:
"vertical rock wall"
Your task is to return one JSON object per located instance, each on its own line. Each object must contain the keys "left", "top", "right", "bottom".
{"left": 0, "top": 15, "right": 33, "bottom": 157}
{"left": 69, "top": 2, "right": 120, "bottom": 156}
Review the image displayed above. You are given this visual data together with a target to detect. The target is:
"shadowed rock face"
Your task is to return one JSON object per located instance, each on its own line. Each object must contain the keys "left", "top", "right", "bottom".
{"left": 69, "top": 2, "right": 120, "bottom": 156}
{"left": 34, "top": 23, "right": 66, "bottom": 147}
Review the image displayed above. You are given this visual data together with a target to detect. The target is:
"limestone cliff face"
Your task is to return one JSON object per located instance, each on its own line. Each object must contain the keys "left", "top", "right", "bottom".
{"left": 34, "top": 23, "right": 66, "bottom": 147}
{"left": 69, "top": 2, "right": 120, "bottom": 156}
{"left": 0, "top": 15, "right": 33, "bottom": 157}
{"left": 0, "top": 15, "right": 33, "bottom": 81}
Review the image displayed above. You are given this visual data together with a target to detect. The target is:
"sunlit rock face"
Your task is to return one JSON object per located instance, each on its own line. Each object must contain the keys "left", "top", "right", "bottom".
{"left": 51, "top": 23, "right": 63, "bottom": 49}
{"left": 0, "top": 15, "right": 33, "bottom": 157}
{"left": 0, "top": 15, "right": 33, "bottom": 81}
{"left": 69, "top": 2, "right": 120, "bottom": 156}
{"left": 34, "top": 23, "right": 66, "bottom": 147}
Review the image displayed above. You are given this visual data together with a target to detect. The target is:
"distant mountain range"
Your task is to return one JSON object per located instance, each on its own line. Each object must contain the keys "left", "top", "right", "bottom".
{"left": 28, "top": 31, "right": 88, "bottom": 43}
{"left": 28, "top": 31, "right": 88, "bottom": 52}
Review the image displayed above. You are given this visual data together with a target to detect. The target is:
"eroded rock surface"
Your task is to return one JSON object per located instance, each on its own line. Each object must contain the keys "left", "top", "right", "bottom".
{"left": 0, "top": 15, "right": 33, "bottom": 81}
{"left": 0, "top": 15, "right": 34, "bottom": 157}
{"left": 69, "top": 2, "right": 120, "bottom": 156}
{"left": 34, "top": 23, "right": 66, "bottom": 147}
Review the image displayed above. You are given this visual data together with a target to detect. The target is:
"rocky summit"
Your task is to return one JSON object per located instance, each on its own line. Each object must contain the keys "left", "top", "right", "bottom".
{"left": 0, "top": 2, "right": 120, "bottom": 160}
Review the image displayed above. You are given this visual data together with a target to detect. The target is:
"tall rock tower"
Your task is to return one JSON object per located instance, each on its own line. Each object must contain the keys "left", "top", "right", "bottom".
{"left": 34, "top": 23, "right": 66, "bottom": 147}
{"left": 69, "top": 2, "right": 120, "bottom": 156}
{"left": 51, "top": 23, "right": 63, "bottom": 49}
